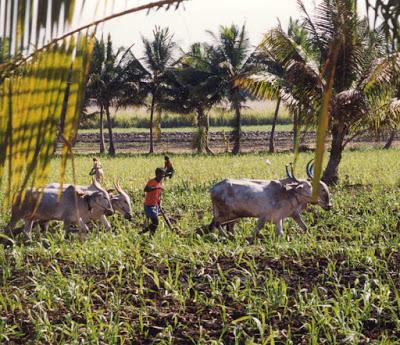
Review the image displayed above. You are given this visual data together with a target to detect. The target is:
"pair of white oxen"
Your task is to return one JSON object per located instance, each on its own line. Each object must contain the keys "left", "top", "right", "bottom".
{"left": 5, "top": 162, "right": 332, "bottom": 242}
{"left": 4, "top": 179, "right": 133, "bottom": 241}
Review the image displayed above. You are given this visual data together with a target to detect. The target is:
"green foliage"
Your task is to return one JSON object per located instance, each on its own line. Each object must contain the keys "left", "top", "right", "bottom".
{"left": 242, "top": 0, "right": 400, "bottom": 184}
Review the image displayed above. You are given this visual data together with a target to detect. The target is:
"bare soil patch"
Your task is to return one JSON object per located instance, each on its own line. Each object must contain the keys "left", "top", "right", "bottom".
{"left": 70, "top": 130, "right": 400, "bottom": 154}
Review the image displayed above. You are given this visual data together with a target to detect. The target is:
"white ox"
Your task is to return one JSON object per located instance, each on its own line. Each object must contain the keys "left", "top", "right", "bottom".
{"left": 4, "top": 179, "right": 113, "bottom": 240}
{"left": 42, "top": 181, "right": 133, "bottom": 231}
{"left": 209, "top": 162, "right": 332, "bottom": 241}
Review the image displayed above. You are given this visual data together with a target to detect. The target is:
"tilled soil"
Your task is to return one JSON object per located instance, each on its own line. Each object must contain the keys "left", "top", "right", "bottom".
{"left": 71, "top": 130, "right": 400, "bottom": 153}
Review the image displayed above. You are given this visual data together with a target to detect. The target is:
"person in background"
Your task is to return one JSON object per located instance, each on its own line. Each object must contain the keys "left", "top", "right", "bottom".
{"left": 164, "top": 155, "right": 175, "bottom": 179}
{"left": 89, "top": 157, "right": 104, "bottom": 183}
{"left": 142, "top": 167, "right": 165, "bottom": 234}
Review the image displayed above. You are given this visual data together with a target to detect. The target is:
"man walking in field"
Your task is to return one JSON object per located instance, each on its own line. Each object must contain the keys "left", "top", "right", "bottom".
{"left": 142, "top": 167, "right": 165, "bottom": 234}
{"left": 89, "top": 157, "right": 104, "bottom": 183}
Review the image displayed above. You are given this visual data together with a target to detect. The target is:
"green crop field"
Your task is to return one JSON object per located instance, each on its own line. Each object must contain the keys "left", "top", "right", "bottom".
{"left": 1, "top": 149, "right": 400, "bottom": 344}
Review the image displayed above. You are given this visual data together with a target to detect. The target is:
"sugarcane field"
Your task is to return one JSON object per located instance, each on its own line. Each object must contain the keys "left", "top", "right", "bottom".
{"left": 0, "top": 0, "right": 400, "bottom": 344}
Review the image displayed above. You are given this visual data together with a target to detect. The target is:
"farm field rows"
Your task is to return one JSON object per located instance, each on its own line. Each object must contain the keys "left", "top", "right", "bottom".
{"left": 78, "top": 124, "right": 294, "bottom": 134}
{"left": 0, "top": 149, "right": 399, "bottom": 344}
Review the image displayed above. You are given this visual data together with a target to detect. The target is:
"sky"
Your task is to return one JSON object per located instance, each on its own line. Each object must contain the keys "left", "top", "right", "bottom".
{"left": 81, "top": 0, "right": 320, "bottom": 52}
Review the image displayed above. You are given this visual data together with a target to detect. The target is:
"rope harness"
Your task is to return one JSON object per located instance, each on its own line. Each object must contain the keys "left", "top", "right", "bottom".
{"left": 84, "top": 194, "right": 111, "bottom": 214}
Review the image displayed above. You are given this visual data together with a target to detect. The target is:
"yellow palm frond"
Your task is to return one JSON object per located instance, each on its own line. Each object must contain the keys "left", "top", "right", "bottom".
{"left": 0, "top": 0, "right": 184, "bottom": 205}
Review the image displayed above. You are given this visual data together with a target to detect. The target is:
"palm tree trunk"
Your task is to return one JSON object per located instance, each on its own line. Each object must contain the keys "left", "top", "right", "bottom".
{"left": 99, "top": 105, "right": 105, "bottom": 154}
{"left": 154, "top": 108, "right": 162, "bottom": 142}
{"left": 232, "top": 92, "right": 241, "bottom": 155}
{"left": 205, "top": 111, "right": 214, "bottom": 154}
{"left": 293, "top": 111, "right": 299, "bottom": 152}
{"left": 269, "top": 97, "right": 281, "bottom": 153}
{"left": 322, "top": 125, "right": 346, "bottom": 185}
{"left": 196, "top": 107, "right": 211, "bottom": 154}
{"left": 149, "top": 93, "right": 156, "bottom": 154}
{"left": 383, "top": 129, "right": 396, "bottom": 149}
{"left": 105, "top": 105, "right": 115, "bottom": 156}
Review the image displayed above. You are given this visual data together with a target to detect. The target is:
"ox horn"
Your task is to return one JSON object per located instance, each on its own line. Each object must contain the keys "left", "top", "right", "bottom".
{"left": 91, "top": 176, "right": 98, "bottom": 186}
{"left": 285, "top": 164, "right": 292, "bottom": 179}
{"left": 289, "top": 163, "right": 299, "bottom": 182}
{"left": 114, "top": 180, "right": 123, "bottom": 194}
{"left": 306, "top": 159, "right": 314, "bottom": 179}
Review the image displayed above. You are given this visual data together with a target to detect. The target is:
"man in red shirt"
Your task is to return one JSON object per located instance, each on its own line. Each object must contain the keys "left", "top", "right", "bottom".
{"left": 164, "top": 156, "right": 175, "bottom": 179}
{"left": 143, "top": 167, "right": 165, "bottom": 234}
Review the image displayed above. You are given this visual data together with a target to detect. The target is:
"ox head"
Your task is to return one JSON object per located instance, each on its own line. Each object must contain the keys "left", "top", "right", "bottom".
{"left": 108, "top": 181, "right": 133, "bottom": 220}
{"left": 89, "top": 177, "right": 114, "bottom": 215}
{"left": 86, "top": 191, "right": 114, "bottom": 216}
{"left": 305, "top": 160, "right": 332, "bottom": 210}
{"left": 284, "top": 160, "right": 332, "bottom": 211}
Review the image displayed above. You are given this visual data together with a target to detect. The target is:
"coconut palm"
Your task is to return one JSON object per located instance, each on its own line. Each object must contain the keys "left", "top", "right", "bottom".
{"left": 87, "top": 38, "right": 107, "bottom": 153}
{"left": 206, "top": 24, "right": 258, "bottom": 154}
{"left": 137, "top": 26, "right": 177, "bottom": 154}
{"left": 250, "top": 18, "right": 312, "bottom": 153}
{"left": 242, "top": 0, "right": 400, "bottom": 184}
{"left": 160, "top": 43, "right": 225, "bottom": 153}
{"left": 86, "top": 36, "right": 145, "bottom": 155}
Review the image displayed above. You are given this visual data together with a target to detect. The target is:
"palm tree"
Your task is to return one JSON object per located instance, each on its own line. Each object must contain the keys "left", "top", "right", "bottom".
{"left": 87, "top": 39, "right": 107, "bottom": 153}
{"left": 160, "top": 43, "right": 224, "bottom": 153}
{"left": 250, "top": 18, "right": 310, "bottom": 153}
{"left": 243, "top": 0, "right": 400, "bottom": 184}
{"left": 206, "top": 24, "right": 257, "bottom": 154}
{"left": 86, "top": 36, "right": 146, "bottom": 156}
{"left": 139, "top": 26, "right": 177, "bottom": 154}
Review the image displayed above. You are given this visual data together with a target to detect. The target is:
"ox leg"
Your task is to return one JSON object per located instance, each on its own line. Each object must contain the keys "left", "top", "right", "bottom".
{"left": 218, "top": 224, "right": 229, "bottom": 238}
{"left": 226, "top": 221, "right": 236, "bottom": 233}
{"left": 274, "top": 219, "right": 284, "bottom": 237}
{"left": 4, "top": 216, "right": 19, "bottom": 237}
{"left": 99, "top": 215, "right": 112, "bottom": 231}
{"left": 251, "top": 217, "right": 267, "bottom": 243}
{"left": 23, "top": 220, "right": 34, "bottom": 240}
{"left": 78, "top": 219, "right": 90, "bottom": 242}
{"left": 291, "top": 211, "right": 307, "bottom": 232}
{"left": 208, "top": 218, "right": 217, "bottom": 232}
{"left": 39, "top": 221, "right": 49, "bottom": 233}
{"left": 63, "top": 220, "right": 74, "bottom": 239}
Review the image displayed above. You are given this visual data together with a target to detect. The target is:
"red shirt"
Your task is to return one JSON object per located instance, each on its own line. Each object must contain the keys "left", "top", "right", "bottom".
{"left": 144, "top": 179, "right": 163, "bottom": 206}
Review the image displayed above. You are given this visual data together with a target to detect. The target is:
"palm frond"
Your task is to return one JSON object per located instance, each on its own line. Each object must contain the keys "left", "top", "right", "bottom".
{"left": 0, "top": 0, "right": 185, "bottom": 204}
{"left": 362, "top": 52, "right": 400, "bottom": 101}
{"left": 236, "top": 73, "right": 281, "bottom": 100}
{"left": 366, "top": 0, "right": 400, "bottom": 49}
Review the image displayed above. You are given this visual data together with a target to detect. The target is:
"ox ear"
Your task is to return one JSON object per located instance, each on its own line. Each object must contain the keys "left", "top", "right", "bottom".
{"left": 283, "top": 183, "right": 297, "bottom": 191}
{"left": 75, "top": 190, "right": 86, "bottom": 198}
{"left": 296, "top": 184, "right": 304, "bottom": 190}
